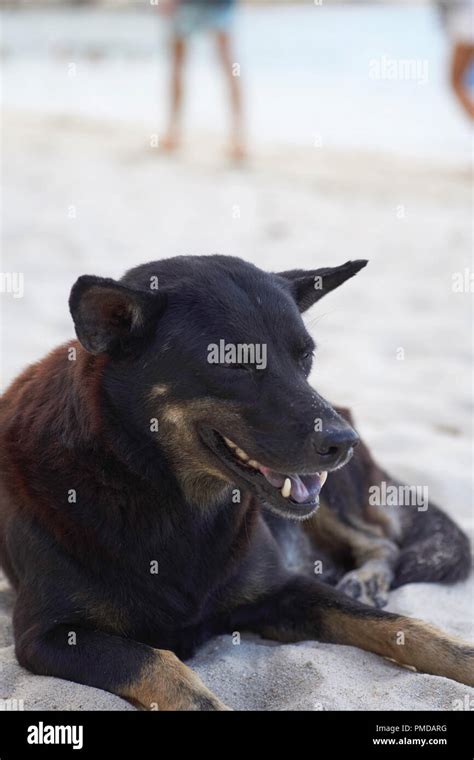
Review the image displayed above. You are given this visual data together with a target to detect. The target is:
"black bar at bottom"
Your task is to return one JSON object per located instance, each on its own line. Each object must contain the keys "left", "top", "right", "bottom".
{"left": 0, "top": 710, "right": 472, "bottom": 758}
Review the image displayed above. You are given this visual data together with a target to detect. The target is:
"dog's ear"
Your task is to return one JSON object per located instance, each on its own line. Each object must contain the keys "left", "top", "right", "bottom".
{"left": 276, "top": 260, "right": 368, "bottom": 313}
{"left": 69, "top": 275, "right": 165, "bottom": 355}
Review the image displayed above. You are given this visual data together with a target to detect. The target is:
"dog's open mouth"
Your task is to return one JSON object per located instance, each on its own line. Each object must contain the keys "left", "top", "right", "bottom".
{"left": 200, "top": 428, "right": 327, "bottom": 519}
{"left": 223, "top": 436, "right": 328, "bottom": 503}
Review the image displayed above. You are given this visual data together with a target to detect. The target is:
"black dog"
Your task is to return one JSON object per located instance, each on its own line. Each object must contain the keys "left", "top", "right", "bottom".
{"left": 0, "top": 255, "right": 472, "bottom": 710}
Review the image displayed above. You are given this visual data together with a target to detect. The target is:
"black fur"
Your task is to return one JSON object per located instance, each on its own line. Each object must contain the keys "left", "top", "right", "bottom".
{"left": 0, "top": 254, "right": 471, "bottom": 708}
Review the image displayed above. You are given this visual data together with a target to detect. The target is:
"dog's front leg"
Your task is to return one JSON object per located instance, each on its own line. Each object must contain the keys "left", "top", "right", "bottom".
{"left": 230, "top": 575, "right": 474, "bottom": 686}
{"left": 335, "top": 538, "right": 398, "bottom": 608}
{"left": 15, "top": 623, "right": 230, "bottom": 711}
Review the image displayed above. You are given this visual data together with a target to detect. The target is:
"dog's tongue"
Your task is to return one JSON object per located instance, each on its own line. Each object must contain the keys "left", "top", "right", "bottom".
{"left": 258, "top": 466, "right": 323, "bottom": 503}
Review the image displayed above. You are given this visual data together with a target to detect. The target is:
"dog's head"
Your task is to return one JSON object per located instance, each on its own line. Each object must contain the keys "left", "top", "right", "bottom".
{"left": 69, "top": 255, "right": 366, "bottom": 519}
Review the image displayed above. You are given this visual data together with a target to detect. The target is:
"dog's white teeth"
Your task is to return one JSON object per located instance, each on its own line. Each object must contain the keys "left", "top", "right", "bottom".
{"left": 320, "top": 471, "right": 328, "bottom": 487}
{"left": 235, "top": 447, "right": 249, "bottom": 462}
{"left": 224, "top": 436, "right": 256, "bottom": 466}
{"left": 281, "top": 477, "right": 291, "bottom": 499}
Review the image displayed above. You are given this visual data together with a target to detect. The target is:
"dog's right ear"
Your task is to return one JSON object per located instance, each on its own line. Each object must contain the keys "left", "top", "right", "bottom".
{"left": 69, "top": 275, "right": 165, "bottom": 355}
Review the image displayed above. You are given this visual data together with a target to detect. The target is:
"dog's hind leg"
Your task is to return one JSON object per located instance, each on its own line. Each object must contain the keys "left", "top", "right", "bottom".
{"left": 230, "top": 575, "right": 474, "bottom": 686}
{"left": 393, "top": 497, "right": 471, "bottom": 588}
{"left": 14, "top": 613, "right": 229, "bottom": 711}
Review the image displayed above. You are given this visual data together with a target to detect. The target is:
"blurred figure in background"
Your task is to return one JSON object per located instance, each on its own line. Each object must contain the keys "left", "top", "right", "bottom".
{"left": 438, "top": 0, "right": 474, "bottom": 120}
{"left": 159, "top": 0, "right": 245, "bottom": 160}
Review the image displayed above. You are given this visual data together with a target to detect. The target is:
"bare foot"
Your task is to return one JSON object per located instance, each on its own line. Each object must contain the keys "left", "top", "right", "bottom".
{"left": 160, "top": 132, "right": 180, "bottom": 153}
{"left": 228, "top": 138, "right": 246, "bottom": 163}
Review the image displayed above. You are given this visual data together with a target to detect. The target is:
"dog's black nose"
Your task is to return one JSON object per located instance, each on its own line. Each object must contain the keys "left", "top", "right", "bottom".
{"left": 315, "top": 427, "right": 359, "bottom": 468}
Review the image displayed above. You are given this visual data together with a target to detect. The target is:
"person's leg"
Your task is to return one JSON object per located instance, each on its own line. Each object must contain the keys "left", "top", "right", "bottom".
{"left": 214, "top": 30, "right": 245, "bottom": 160}
{"left": 161, "top": 35, "right": 187, "bottom": 151}
{"left": 450, "top": 42, "right": 474, "bottom": 120}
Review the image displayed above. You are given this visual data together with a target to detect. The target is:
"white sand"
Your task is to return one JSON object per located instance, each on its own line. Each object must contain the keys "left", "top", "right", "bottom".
{"left": 0, "top": 110, "right": 472, "bottom": 710}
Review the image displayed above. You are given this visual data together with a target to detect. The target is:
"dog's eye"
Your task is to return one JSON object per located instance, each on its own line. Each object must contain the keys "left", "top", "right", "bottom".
{"left": 299, "top": 350, "right": 314, "bottom": 372}
{"left": 223, "top": 361, "right": 252, "bottom": 372}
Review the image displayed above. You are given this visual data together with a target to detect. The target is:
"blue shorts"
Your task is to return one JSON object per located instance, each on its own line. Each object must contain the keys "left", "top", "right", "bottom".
{"left": 171, "top": 2, "right": 235, "bottom": 38}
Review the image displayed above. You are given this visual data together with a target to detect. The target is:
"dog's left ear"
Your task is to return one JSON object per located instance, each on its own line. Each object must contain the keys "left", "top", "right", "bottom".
{"left": 276, "top": 260, "right": 368, "bottom": 313}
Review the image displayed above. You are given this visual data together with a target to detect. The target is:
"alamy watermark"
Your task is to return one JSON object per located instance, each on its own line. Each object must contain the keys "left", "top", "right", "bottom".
{"left": 369, "top": 56, "right": 429, "bottom": 85}
{"left": 0, "top": 698, "right": 24, "bottom": 710}
{"left": 27, "top": 722, "right": 83, "bottom": 750}
{"left": 0, "top": 272, "right": 24, "bottom": 298}
{"left": 207, "top": 340, "right": 267, "bottom": 370}
{"left": 452, "top": 268, "right": 474, "bottom": 293}
{"left": 369, "top": 481, "right": 429, "bottom": 512}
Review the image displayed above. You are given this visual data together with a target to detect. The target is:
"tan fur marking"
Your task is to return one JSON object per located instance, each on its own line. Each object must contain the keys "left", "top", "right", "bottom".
{"left": 148, "top": 398, "right": 248, "bottom": 507}
{"left": 161, "top": 404, "right": 187, "bottom": 426}
{"left": 123, "top": 650, "right": 230, "bottom": 711}
{"left": 324, "top": 610, "right": 474, "bottom": 686}
{"left": 149, "top": 384, "right": 169, "bottom": 398}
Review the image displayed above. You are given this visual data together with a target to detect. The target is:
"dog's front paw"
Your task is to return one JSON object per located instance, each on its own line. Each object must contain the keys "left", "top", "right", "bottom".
{"left": 146, "top": 684, "right": 232, "bottom": 711}
{"left": 130, "top": 650, "right": 233, "bottom": 711}
{"left": 159, "top": 676, "right": 232, "bottom": 711}
{"left": 176, "top": 689, "right": 232, "bottom": 711}
{"left": 337, "top": 568, "right": 390, "bottom": 608}
{"left": 171, "top": 666, "right": 232, "bottom": 711}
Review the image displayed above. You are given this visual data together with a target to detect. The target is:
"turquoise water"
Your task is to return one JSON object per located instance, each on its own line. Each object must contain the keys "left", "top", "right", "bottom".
{"left": 2, "top": 4, "right": 472, "bottom": 163}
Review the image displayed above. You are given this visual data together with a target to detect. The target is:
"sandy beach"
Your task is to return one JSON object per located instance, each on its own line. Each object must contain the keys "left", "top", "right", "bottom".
{"left": 1, "top": 104, "right": 473, "bottom": 710}
{"left": 1, "top": 2, "right": 473, "bottom": 711}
